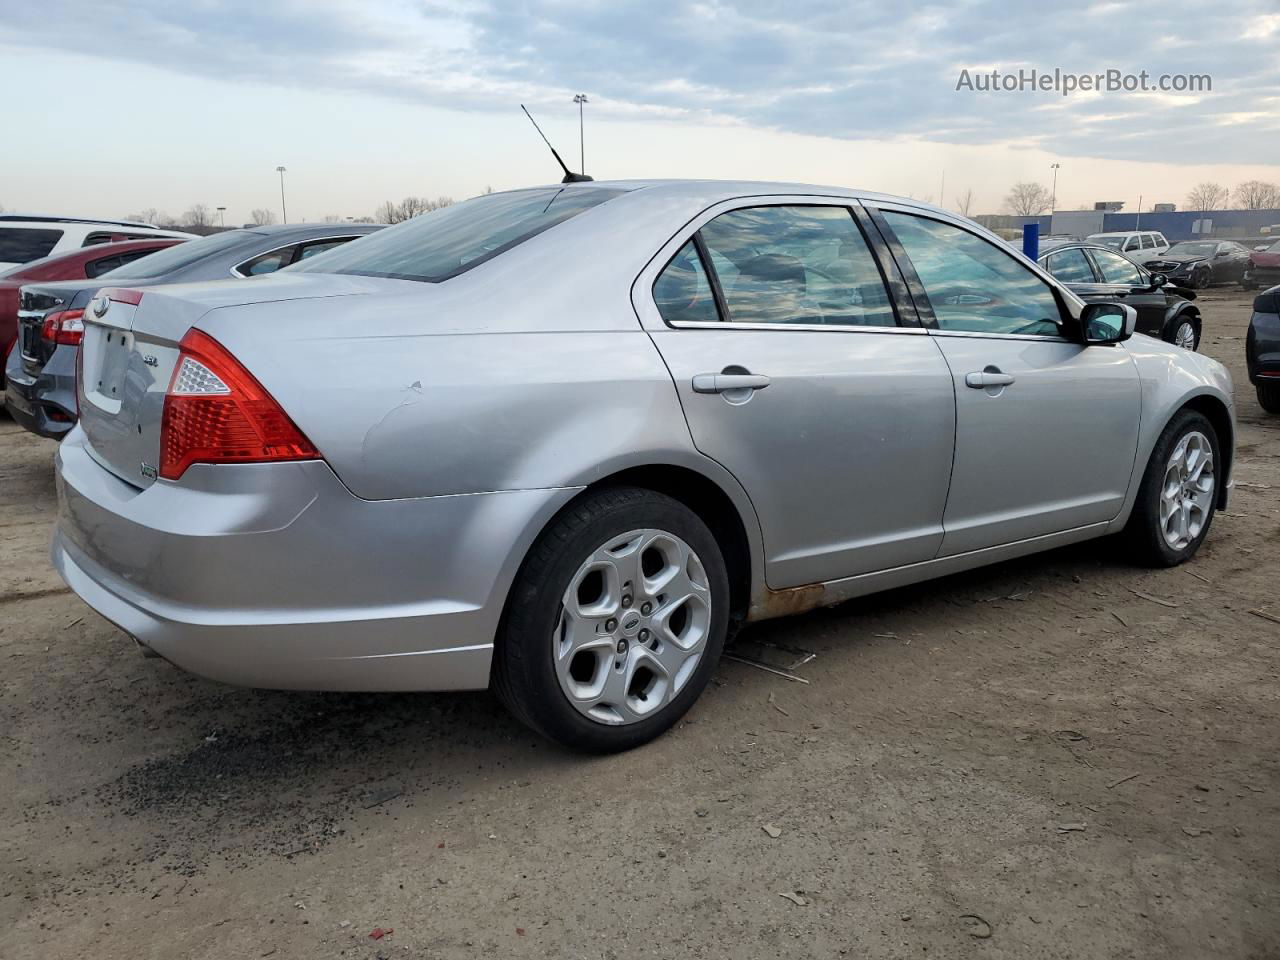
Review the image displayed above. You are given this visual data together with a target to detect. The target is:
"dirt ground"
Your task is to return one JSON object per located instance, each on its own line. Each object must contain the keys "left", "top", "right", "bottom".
{"left": 2, "top": 288, "right": 1277, "bottom": 960}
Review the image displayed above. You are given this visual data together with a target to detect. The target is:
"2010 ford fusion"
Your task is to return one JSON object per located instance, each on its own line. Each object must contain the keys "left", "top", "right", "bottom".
{"left": 52, "top": 181, "right": 1234, "bottom": 751}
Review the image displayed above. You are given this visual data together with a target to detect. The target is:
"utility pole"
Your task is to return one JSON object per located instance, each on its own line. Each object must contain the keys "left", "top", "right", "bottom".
{"left": 1049, "top": 163, "right": 1060, "bottom": 213}
{"left": 1135, "top": 194, "right": 1143, "bottom": 230}
{"left": 572, "top": 94, "right": 589, "bottom": 174}
{"left": 276, "top": 166, "right": 288, "bottom": 224}
{"left": 939, "top": 171, "right": 945, "bottom": 208}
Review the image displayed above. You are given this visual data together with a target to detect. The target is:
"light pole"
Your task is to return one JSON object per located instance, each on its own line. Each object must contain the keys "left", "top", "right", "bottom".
{"left": 572, "top": 94, "right": 588, "bottom": 174}
{"left": 1049, "top": 163, "right": 1060, "bottom": 213}
{"left": 276, "top": 166, "right": 288, "bottom": 224}
{"left": 216, "top": 206, "right": 226, "bottom": 228}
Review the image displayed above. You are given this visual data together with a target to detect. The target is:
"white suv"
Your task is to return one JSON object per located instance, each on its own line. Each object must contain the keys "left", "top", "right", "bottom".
{"left": 1087, "top": 230, "right": 1170, "bottom": 259}
{"left": 0, "top": 216, "right": 197, "bottom": 271}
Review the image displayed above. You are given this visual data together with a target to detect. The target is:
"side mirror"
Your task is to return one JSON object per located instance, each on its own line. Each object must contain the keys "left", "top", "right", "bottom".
{"left": 1149, "top": 272, "right": 1168, "bottom": 288}
{"left": 1081, "top": 302, "right": 1137, "bottom": 345}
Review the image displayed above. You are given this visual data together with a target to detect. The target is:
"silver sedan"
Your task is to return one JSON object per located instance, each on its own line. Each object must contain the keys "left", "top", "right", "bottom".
{"left": 52, "top": 181, "right": 1234, "bottom": 751}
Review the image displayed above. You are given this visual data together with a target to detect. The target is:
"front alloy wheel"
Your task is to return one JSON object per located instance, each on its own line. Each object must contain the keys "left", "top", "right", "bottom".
{"left": 1157, "top": 431, "right": 1214, "bottom": 550}
{"left": 1124, "top": 410, "right": 1219, "bottom": 566}
{"left": 1172, "top": 318, "right": 1198, "bottom": 350}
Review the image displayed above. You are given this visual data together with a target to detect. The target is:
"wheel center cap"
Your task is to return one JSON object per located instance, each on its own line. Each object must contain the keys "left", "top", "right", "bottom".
{"left": 621, "top": 612, "right": 643, "bottom": 636}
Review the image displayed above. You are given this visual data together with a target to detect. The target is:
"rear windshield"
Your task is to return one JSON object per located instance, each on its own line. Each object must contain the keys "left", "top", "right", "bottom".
{"left": 101, "top": 229, "right": 253, "bottom": 279}
{"left": 0, "top": 227, "right": 63, "bottom": 264}
{"left": 291, "top": 186, "right": 629, "bottom": 282}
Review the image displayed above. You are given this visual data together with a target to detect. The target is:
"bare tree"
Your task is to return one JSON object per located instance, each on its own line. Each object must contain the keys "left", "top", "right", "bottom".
{"left": 1005, "top": 182, "right": 1053, "bottom": 216}
{"left": 373, "top": 200, "right": 400, "bottom": 224}
{"left": 182, "top": 204, "right": 215, "bottom": 228}
{"left": 955, "top": 188, "right": 976, "bottom": 217}
{"left": 250, "top": 208, "right": 277, "bottom": 226}
{"left": 1185, "top": 182, "right": 1229, "bottom": 211}
{"left": 1233, "top": 180, "right": 1280, "bottom": 211}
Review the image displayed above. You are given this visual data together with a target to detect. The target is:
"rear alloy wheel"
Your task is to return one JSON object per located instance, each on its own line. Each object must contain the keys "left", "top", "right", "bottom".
{"left": 1172, "top": 317, "right": 1199, "bottom": 351}
{"left": 1258, "top": 382, "right": 1280, "bottom": 414}
{"left": 1124, "top": 410, "right": 1218, "bottom": 566}
{"left": 493, "top": 487, "right": 730, "bottom": 752}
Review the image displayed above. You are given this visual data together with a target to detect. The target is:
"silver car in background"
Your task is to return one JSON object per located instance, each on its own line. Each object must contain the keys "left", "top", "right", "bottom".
{"left": 52, "top": 181, "right": 1234, "bottom": 751}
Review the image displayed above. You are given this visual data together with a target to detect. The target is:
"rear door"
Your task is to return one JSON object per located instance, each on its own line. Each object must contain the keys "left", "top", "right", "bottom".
{"left": 872, "top": 206, "right": 1141, "bottom": 556}
{"left": 633, "top": 199, "right": 956, "bottom": 588}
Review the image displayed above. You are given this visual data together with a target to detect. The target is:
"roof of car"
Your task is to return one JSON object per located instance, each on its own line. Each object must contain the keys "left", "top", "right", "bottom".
{"left": 238, "top": 222, "right": 383, "bottom": 236}
{"left": 0, "top": 214, "right": 157, "bottom": 228}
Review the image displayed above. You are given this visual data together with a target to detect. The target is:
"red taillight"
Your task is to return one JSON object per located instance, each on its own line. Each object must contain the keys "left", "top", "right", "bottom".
{"left": 40, "top": 309, "right": 85, "bottom": 346}
{"left": 159, "top": 329, "right": 319, "bottom": 481}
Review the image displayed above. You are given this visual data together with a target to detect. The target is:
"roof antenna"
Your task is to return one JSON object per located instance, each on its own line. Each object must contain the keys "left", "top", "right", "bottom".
{"left": 521, "top": 104, "right": 593, "bottom": 183}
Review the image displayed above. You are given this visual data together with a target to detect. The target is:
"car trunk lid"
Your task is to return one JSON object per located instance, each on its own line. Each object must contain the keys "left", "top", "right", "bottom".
{"left": 76, "top": 273, "right": 381, "bottom": 489}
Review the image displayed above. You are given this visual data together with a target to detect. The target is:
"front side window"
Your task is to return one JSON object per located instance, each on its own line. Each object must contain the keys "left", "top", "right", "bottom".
{"left": 1091, "top": 249, "right": 1146, "bottom": 286}
{"left": 0, "top": 228, "right": 63, "bottom": 263}
{"left": 1124, "top": 236, "right": 1141, "bottom": 252}
{"left": 693, "top": 205, "right": 896, "bottom": 327}
{"left": 882, "top": 212, "right": 1062, "bottom": 336}
{"left": 1045, "top": 248, "right": 1096, "bottom": 283}
{"left": 292, "top": 186, "right": 629, "bottom": 283}
{"left": 653, "top": 241, "right": 720, "bottom": 325}
{"left": 1140, "top": 234, "right": 1155, "bottom": 249}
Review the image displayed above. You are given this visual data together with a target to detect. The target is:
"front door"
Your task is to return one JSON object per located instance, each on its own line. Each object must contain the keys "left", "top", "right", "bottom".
{"left": 1086, "top": 246, "right": 1171, "bottom": 339}
{"left": 634, "top": 202, "right": 957, "bottom": 588}
{"left": 875, "top": 208, "right": 1142, "bottom": 556}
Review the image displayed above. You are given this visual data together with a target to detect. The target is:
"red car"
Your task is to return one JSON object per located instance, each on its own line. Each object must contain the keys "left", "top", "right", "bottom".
{"left": 1, "top": 237, "right": 185, "bottom": 388}
{"left": 1245, "top": 239, "right": 1280, "bottom": 291}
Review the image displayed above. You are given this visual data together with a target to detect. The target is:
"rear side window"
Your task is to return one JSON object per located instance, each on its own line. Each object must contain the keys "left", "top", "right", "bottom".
{"left": 235, "top": 246, "right": 297, "bottom": 277}
{"left": 85, "top": 255, "right": 122, "bottom": 278}
{"left": 653, "top": 241, "right": 720, "bottom": 325}
{"left": 694, "top": 205, "right": 897, "bottom": 327}
{"left": 1044, "top": 248, "right": 1096, "bottom": 283}
{"left": 296, "top": 237, "right": 354, "bottom": 261}
{"left": 291, "top": 187, "right": 628, "bottom": 282}
{"left": 0, "top": 228, "right": 63, "bottom": 263}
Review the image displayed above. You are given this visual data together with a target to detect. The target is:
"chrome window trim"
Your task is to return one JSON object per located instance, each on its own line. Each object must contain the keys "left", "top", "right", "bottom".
{"left": 924, "top": 328, "right": 1072, "bottom": 343}
{"left": 665, "top": 319, "right": 928, "bottom": 335}
{"left": 229, "top": 235, "right": 362, "bottom": 278}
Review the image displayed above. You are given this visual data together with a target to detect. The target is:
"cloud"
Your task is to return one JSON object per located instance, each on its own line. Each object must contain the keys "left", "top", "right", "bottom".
{"left": 3, "top": 0, "right": 1278, "bottom": 164}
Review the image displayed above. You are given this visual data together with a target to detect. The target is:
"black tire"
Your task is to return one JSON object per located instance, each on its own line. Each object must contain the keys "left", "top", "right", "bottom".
{"left": 1123, "top": 409, "right": 1219, "bottom": 567}
{"left": 1258, "top": 382, "right": 1280, "bottom": 414}
{"left": 492, "top": 486, "right": 731, "bottom": 753}
{"left": 1191, "top": 266, "right": 1211, "bottom": 289}
{"left": 1165, "top": 314, "right": 1200, "bottom": 351}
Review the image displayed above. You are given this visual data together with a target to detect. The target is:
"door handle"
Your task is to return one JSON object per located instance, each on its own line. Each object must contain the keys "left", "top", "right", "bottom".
{"left": 692, "top": 373, "right": 771, "bottom": 394}
{"left": 965, "top": 370, "right": 1016, "bottom": 389}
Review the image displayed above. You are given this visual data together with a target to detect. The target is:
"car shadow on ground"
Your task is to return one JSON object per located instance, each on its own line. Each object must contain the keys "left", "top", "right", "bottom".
{"left": 55, "top": 532, "right": 1144, "bottom": 877}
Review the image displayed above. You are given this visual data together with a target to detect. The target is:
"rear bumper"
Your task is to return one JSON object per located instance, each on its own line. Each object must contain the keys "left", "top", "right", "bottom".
{"left": 4, "top": 343, "right": 76, "bottom": 439}
{"left": 52, "top": 428, "right": 580, "bottom": 691}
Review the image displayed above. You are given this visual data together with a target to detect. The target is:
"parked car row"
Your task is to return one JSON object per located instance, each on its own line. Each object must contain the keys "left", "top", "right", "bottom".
{"left": 4, "top": 223, "right": 380, "bottom": 438}
{"left": 0, "top": 214, "right": 194, "bottom": 270}
{"left": 1038, "top": 241, "right": 1203, "bottom": 350}
{"left": 31, "top": 180, "right": 1240, "bottom": 751}
{"left": 1, "top": 237, "right": 187, "bottom": 388}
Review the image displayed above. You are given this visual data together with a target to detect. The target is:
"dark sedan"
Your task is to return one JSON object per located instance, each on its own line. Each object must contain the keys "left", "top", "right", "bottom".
{"left": 6, "top": 222, "right": 380, "bottom": 439}
{"left": 1038, "top": 241, "right": 1202, "bottom": 350}
{"left": 1142, "top": 239, "right": 1252, "bottom": 289}
{"left": 1247, "top": 285, "right": 1280, "bottom": 413}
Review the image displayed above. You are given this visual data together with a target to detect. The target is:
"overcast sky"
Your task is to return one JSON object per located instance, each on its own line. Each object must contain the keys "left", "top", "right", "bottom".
{"left": 3, "top": 0, "right": 1278, "bottom": 224}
